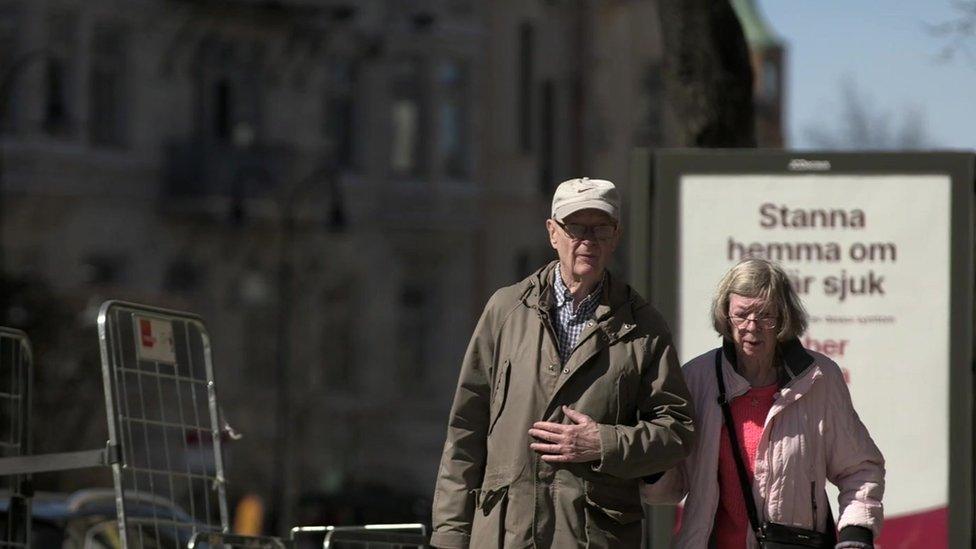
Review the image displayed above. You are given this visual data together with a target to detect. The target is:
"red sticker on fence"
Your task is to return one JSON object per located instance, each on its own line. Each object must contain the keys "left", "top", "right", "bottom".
{"left": 134, "top": 315, "right": 176, "bottom": 364}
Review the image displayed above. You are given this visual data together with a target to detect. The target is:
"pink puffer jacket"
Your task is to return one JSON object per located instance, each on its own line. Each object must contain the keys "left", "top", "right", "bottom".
{"left": 642, "top": 340, "right": 885, "bottom": 548}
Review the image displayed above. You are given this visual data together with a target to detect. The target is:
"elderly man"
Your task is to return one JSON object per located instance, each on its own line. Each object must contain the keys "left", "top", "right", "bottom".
{"left": 431, "top": 178, "right": 696, "bottom": 548}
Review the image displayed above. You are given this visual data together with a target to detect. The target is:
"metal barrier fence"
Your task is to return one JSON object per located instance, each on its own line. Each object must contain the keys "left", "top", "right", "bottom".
{"left": 1, "top": 303, "right": 429, "bottom": 549}
{"left": 0, "top": 328, "right": 31, "bottom": 549}
{"left": 0, "top": 301, "right": 272, "bottom": 549}
{"left": 97, "top": 300, "right": 230, "bottom": 546}
{"left": 291, "top": 524, "right": 427, "bottom": 549}
{"left": 187, "top": 531, "right": 288, "bottom": 549}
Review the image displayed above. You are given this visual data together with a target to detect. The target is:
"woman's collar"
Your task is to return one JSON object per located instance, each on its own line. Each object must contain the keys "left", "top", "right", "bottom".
{"left": 721, "top": 336, "right": 816, "bottom": 382}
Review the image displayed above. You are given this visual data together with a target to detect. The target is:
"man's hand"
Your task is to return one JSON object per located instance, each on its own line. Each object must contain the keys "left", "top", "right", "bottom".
{"left": 528, "top": 406, "right": 602, "bottom": 463}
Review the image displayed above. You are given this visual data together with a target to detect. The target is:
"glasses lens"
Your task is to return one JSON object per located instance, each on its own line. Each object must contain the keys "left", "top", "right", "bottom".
{"left": 731, "top": 316, "right": 777, "bottom": 328}
{"left": 564, "top": 224, "right": 586, "bottom": 239}
{"left": 593, "top": 225, "right": 615, "bottom": 240}
{"left": 561, "top": 223, "right": 615, "bottom": 240}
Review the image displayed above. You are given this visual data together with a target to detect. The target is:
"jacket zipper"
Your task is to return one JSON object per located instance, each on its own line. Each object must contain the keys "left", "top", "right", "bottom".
{"left": 748, "top": 367, "right": 822, "bottom": 531}
{"left": 763, "top": 443, "right": 772, "bottom": 523}
{"left": 810, "top": 481, "right": 817, "bottom": 529}
{"left": 758, "top": 410, "right": 774, "bottom": 524}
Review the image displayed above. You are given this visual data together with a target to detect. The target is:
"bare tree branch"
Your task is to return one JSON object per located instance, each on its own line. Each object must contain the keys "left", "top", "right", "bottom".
{"left": 927, "top": 0, "right": 976, "bottom": 65}
{"left": 803, "top": 76, "right": 931, "bottom": 150}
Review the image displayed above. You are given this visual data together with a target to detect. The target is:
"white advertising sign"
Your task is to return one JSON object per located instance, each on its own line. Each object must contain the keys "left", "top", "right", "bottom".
{"left": 678, "top": 174, "right": 950, "bottom": 545}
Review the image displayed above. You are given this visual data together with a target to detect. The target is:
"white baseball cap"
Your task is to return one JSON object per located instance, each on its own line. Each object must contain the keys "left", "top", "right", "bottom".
{"left": 551, "top": 177, "right": 620, "bottom": 223}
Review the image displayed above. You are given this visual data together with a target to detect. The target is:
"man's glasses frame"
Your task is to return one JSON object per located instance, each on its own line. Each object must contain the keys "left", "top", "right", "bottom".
{"left": 553, "top": 219, "right": 617, "bottom": 242}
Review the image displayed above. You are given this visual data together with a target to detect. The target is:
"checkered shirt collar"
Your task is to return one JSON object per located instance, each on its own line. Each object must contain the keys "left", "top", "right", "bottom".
{"left": 552, "top": 266, "right": 604, "bottom": 316}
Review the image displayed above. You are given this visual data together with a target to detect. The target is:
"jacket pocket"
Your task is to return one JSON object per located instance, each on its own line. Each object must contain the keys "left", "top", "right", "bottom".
{"left": 471, "top": 481, "right": 509, "bottom": 548}
{"left": 584, "top": 480, "right": 643, "bottom": 524}
{"left": 487, "top": 360, "right": 511, "bottom": 436}
{"left": 477, "top": 484, "right": 509, "bottom": 516}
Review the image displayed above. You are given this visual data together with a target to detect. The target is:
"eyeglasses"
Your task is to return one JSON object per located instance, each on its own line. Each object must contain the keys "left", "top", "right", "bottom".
{"left": 554, "top": 219, "right": 616, "bottom": 241}
{"left": 727, "top": 315, "right": 778, "bottom": 329}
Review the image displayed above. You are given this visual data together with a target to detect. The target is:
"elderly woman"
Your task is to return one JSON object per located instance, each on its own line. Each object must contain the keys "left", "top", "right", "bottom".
{"left": 644, "top": 258, "right": 884, "bottom": 548}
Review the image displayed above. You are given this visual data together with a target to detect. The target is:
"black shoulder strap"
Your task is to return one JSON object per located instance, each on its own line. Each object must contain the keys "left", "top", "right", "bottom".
{"left": 714, "top": 349, "right": 765, "bottom": 542}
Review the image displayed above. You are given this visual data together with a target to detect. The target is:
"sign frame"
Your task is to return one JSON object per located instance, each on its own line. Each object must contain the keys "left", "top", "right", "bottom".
{"left": 628, "top": 148, "right": 974, "bottom": 547}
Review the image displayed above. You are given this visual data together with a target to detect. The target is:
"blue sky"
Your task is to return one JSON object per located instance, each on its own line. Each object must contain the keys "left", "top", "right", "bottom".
{"left": 759, "top": 0, "right": 976, "bottom": 150}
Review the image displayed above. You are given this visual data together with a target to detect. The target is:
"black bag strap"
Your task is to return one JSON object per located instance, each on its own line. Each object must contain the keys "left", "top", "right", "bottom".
{"left": 715, "top": 349, "right": 839, "bottom": 545}
{"left": 714, "top": 349, "right": 766, "bottom": 541}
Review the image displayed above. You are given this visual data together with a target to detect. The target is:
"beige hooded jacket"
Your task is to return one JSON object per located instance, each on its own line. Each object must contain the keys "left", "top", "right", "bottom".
{"left": 431, "top": 262, "right": 696, "bottom": 548}
{"left": 642, "top": 340, "right": 885, "bottom": 548}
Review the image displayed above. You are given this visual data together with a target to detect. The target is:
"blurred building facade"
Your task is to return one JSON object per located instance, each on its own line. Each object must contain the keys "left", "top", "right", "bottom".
{"left": 732, "top": 0, "right": 786, "bottom": 147}
{"left": 0, "top": 0, "right": 667, "bottom": 529}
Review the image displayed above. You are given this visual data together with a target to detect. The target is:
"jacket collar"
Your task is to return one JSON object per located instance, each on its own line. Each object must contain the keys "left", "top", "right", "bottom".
{"left": 721, "top": 336, "right": 815, "bottom": 386}
{"left": 521, "top": 260, "right": 631, "bottom": 323}
{"left": 518, "top": 261, "right": 553, "bottom": 310}
{"left": 552, "top": 264, "right": 605, "bottom": 313}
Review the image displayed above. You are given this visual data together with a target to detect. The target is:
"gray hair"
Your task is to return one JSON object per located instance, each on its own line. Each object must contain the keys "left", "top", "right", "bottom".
{"left": 710, "top": 258, "right": 808, "bottom": 341}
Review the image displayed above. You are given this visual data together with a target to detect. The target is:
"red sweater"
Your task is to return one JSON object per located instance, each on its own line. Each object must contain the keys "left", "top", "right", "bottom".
{"left": 714, "top": 383, "right": 779, "bottom": 548}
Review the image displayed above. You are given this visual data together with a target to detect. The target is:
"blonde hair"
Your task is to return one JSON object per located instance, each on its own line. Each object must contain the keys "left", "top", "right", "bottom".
{"left": 710, "top": 258, "right": 808, "bottom": 341}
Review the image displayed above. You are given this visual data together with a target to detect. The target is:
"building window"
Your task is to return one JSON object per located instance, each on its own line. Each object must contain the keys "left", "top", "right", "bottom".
{"left": 0, "top": 3, "right": 23, "bottom": 134}
{"left": 44, "top": 59, "right": 69, "bottom": 133}
{"left": 635, "top": 61, "right": 664, "bottom": 146}
{"left": 438, "top": 60, "right": 469, "bottom": 178}
{"left": 203, "top": 48, "right": 264, "bottom": 145}
{"left": 538, "top": 79, "right": 555, "bottom": 194}
{"left": 214, "top": 78, "right": 232, "bottom": 141}
{"left": 761, "top": 58, "right": 779, "bottom": 103}
{"left": 44, "top": 9, "right": 77, "bottom": 137}
{"left": 89, "top": 22, "right": 127, "bottom": 147}
{"left": 0, "top": 4, "right": 20, "bottom": 68}
{"left": 518, "top": 22, "right": 534, "bottom": 153}
{"left": 390, "top": 58, "right": 426, "bottom": 177}
{"left": 323, "top": 60, "right": 356, "bottom": 169}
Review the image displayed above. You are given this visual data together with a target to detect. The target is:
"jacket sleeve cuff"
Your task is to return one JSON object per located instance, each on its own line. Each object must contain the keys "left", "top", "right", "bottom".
{"left": 837, "top": 525, "right": 873, "bottom": 544}
{"left": 591, "top": 423, "right": 620, "bottom": 474}
{"left": 429, "top": 530, "right": 470, "bottom": 548}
